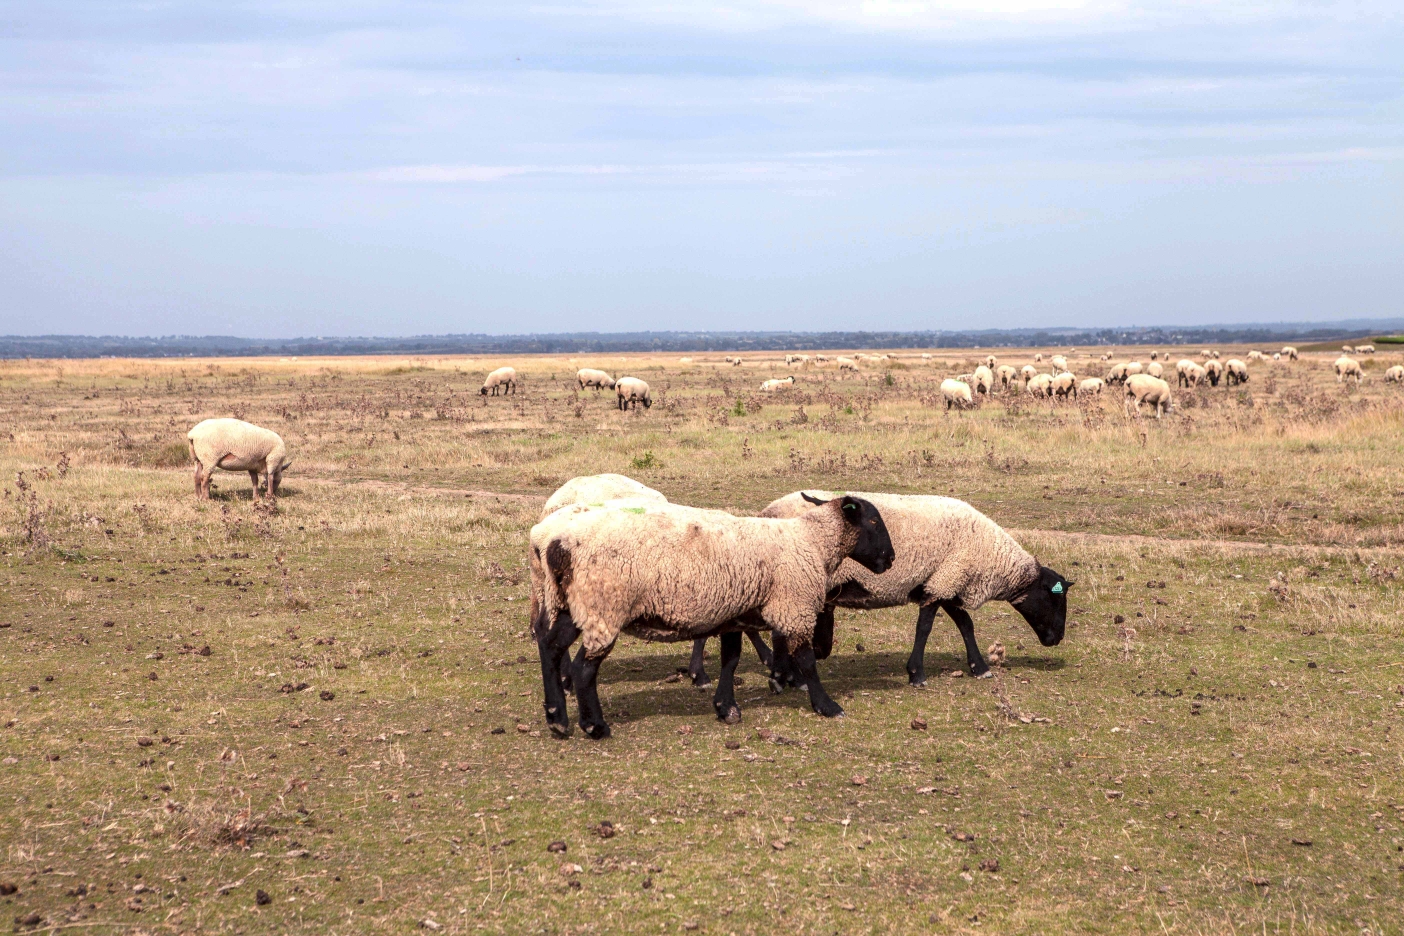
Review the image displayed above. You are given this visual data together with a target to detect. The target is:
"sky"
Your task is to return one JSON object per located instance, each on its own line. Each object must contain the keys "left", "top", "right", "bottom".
{"left": 0, "top": 1, "right": 1401, "bottom": 338}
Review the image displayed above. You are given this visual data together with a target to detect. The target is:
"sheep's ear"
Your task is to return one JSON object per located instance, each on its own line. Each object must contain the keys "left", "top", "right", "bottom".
{"left": 1050, "top": 582, "right": 1064, "bottom": 594}
{"left": 800, "top": 492, "right": 830, "bottom": 506}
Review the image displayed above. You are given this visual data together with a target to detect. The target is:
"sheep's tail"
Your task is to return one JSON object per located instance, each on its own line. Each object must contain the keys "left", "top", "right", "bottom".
{"left": 531, "top": 538, "right": 575, "bottom": 640}
{"left": 186, "top": 436, "right": 199, "bottom": 466}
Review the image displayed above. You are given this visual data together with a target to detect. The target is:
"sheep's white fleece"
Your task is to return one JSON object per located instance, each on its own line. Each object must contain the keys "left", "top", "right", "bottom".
{"left": 539, "top": 473, "right": 666, "bottom": 522}
{"left": 187, "top": 418, "right": 288, "bottom": 475}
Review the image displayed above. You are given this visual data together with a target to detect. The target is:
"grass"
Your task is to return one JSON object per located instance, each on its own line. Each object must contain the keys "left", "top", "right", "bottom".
{"left": 0, "top": 347, "right": 1402, "bottom": 934}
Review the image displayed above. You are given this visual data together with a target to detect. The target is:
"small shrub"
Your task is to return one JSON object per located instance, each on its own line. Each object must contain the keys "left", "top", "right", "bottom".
{"left": 631, "top": 451, "right": 659, "bottom": 470}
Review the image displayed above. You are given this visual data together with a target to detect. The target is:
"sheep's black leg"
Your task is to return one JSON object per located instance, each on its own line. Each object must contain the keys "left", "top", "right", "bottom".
{"left": 792, "top": 642, "right": 843, "bottom": 717}
{"left": 538, "top": 614, "right": 581, "bottom": 738}
{"left": 941, "top": 602, "right": 989, "bottom": 677}
{"left": 746, "top": 629, "right": 774, "bottom": 669}
{"left": 906, "top": 603, "right": 939, "bottom": 686}
{"left": 571, "top": 641, "right": 616, "bottom": 740}
{"left": 712, "top": 632, "right": 743, "bottom": 724}
{"left": 812, "top": 608, "right": 834, "bottom": 661}
{"left": 768, "top": 633, "right": 805, "bottom": 692}
{"left": 688, "top": 638, "right": 711, "bottom": 687}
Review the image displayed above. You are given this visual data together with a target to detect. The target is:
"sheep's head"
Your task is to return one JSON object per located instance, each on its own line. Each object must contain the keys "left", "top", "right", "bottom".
{"left": 1009, "top": 565, "right": 1071, "bottom": 647}
{"left": 803, "top": 493, "right": 894, "bottom": 574}
{"left": 480, "top": 385, "right": 489, "bottom": 395}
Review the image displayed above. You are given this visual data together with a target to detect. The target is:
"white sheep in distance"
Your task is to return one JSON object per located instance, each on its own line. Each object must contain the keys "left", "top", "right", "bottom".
{"left": 1050, "top": 355, "right": 1069, "bottom": 375}
{"left": 972, "top": 365, "right": 995, "bottom": 397}
{"left": 984, "top": 355, "right": 997, "bottom": 369}
{"left": 1224, "top": 359, "right": 1249, "bottom": 387}
{"left": 1125, "top": 361, "right": 1144, "bottom": 376}
{"left": 760, "top": 491, "right": 1072, "bottom": 681}
{"left": 1384, "top": 365, "right": 1404, "bottom": 384}
{"left": 678, "top": 357, "right": 693, "bottom": 364}
{"left": 480, "top": 366, "right": 518, "bottom": 396}
{"left": 576, "top": 368, "right": 615, "bottom": 392}
{"left": 940, "top": 378, "right": 973, "bottom": 410}
{"left": 1358, "top": 344, "right": 1376, "bottom": 354}
{"left": 1026, "top": 373, "right": 1054, "bottom": 398}
{"left": 529, "top": 494, "right": 895, "bottom": 736}
{"left": 1125, "top": 374, "right": 1173, "bottom": 418}
{"left": 759, "top": 376, "right": 795, "bottom": 392}
{"left": 1034, "top": 353, "right": 1043, "bottom": 363}
{"left": 1203, "top": 359, "right": 1224, "bottom": 387}
{"left": 1247, "top": 350, "right": 1267, "bottom": 363}
{"left": 1106, "top": 363, "right": 1133, "bottom": 386}
{"left": 996, "top": 364, "right": 1018, "bottom": 391}
{"left": 1146, "top": 362, "right": 1164, "bottom": 379}
{"left": 1335, "top": 355, "right": 1363, "bottom": 384}
{"left": 1020, "top": 364, "right": 1038, "bottom": 384}
{"left": 615, "top": 377, "right": 652, "bottom": 410}
{"left": 187, "top": 418, "right": 291, "bottom": 500}
{"left": 1078, "top": 377, "right": 1105, "bottom": 396}
{"left": 836, "top": 356, "right": 859, "bottom": 371}
{"left": 1282, "top": 346, "right": 1299, "bottom": 360}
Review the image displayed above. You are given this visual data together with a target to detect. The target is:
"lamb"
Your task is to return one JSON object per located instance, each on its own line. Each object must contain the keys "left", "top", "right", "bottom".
{"left": 760, "top": 491, "right": 1071, "bottom": 682}
{"left": 1384, "top": 365, "right": 1404, "bottom": 384}
{"left": 1203, "top": 359, "right": 1224, "bottom": 387}
{"left": 187, "top": 418, "right": 292, "bottom": 500}
{"left": 1050, "top": 355, "right": 1069, "bottom": 375}
{"left": 480, "top": 366, "right": 518, "bottom": 396}
{"left": 940, "top": 378, "right": 973, "bottom": 410}
{"left": 972, "top": 365, "right": 995, "bottom": 397}
{"left": 1020, "top": 364, "right": 1038, "bottom": 383}
{"left": 1026, "top": 373, "right": 1054, "bottom": 398}
{"left": 836, "top": 356, "right": 859, "bottom": 371}
{"left": 1282, "top": 346, "right": 1298, "bottom": 361}
{"left": 996, "top": 364, "right": 1019, "bottom": 391}
{"left": 615, "top": 377, "right": 652, "bottom": 410}
{"left": 1224, "top": 359, "right": 1249, "bottom": 386}
{"left": 1335, "top": 355, "right": 1363, "bottom": 384}
{"left": 1078, "top": 377, "right": 1104, "bottom": 396}
{"left": 1125, "top": 374, "right": 1173, "bottom": 418}
{"left": 760, "top": 376, "right": 795, "bottom": 392}
{"left": 1146, "top": 362, "right": 1163, "bottom": 379}
{"left": 529, "top": 494, "right": 894, "bottom": 736}
{"left": 1051, "top": 372, "right": 1077, "bottom": 400}
{"left": 576, "top": 368, "right": 615, "bottom": 392}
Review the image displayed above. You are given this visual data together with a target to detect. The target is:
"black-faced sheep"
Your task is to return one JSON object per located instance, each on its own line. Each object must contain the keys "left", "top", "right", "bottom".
{"left": 760, "top": 491, "right": 1071, "bottom": 682}
{"left": 1125, "top": 374, "right": 1173, "bottom": 418}
{"left": 529, "top": 495, "right": 894, "bottom": 737}
{"left": 940, "top": 379, "right": 973, "bottom": 410}
{"left": 1282, "top": 346, "right": 1298, "bottom": 361}
{"left": 972, "top": 365, "right": 995, "bottom": 397}
{"left": 996, "top": 365, "right": 1018, "bottom": 391}
{"left": 481, "top": 366, "right": 518, "bottom": 396}
{"left": 1224, "top": 359, "right": 1249, "bottom": 387}
{"left": 1051, "top": 372, "right": 1077, "bottom": 400}
{"left": 1203, "top": 359, "right": 1224, "bottom": 387}
{"left": 187, "top": 418, "right": 291, "bottom": 500}
{"left": 616, "top": 377, "right": 652, "bottom": 410}
{"left": 1384, "top": 365, "right": 1403, "bottom": 384}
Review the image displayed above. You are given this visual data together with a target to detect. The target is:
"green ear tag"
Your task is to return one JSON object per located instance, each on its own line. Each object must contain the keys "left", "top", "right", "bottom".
{"left": 1051, "top": 582, "right": 1064, "bottom": 594}
{"left": 843, "top": 503, "right": 856, "bottom": 511}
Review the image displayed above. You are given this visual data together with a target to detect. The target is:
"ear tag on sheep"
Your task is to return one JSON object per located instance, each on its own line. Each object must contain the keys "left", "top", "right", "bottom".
{"left": 1051, "top": 582, "right": 1064, "bottom": 594}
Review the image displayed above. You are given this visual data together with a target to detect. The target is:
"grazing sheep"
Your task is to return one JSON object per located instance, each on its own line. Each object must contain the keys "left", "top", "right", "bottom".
{"left": 480, "top": 366, "right": 518, "bottom": 396}
{"left": 1050, "top": 355, "right": 1069, "bottom": 375}
{"left": 1034, "top": 353, "right": 1043, "bottom": 363}
{"left": 1272, "top": 353, "right": 1281, "bottom": 361}
{"left": 813, "top": 354, "right": 830, "bottom": 363}
{"left": 1358, "top": 344, "right": 1376, "bottom": 355}
{"left": 1020, "top": 364, "right": 1038, "bottom": 384}
{"left": 972, "top": 365, "right": 995, "bottom": 397}
{"left": 760, "top": 376, "right": 795, "bottom": 392}
{"left": 996, "top": 364, "right": 1019, "bottom": 391}
{"left": 1184, "top": 362, "right": 1207, "bottom": 387}
{"left": 1078, "top": 377, "right": 1105, "bottom": 396}
{"left": 1282, "top": 346, "right": 1298, "bottom": 361}
{"left": 615, "top": 377, "right": 652, "bottom": 410}
{"left": 1203, "top": 359, "right": 1224, "bottom": 387}
{"left": 678, "top": 357, "right": 693, "bottom": 364}
{"left": 187, "top": 418, "right": 291, "bottom": 500}
{"left": 940, "top": 378, "right": 973, "bottom": 410}
{"left": 1224, "top": 359, "right": 1249, "bottom": 387}
{"left": 1342, "top": 344, "right": 1355, "bottom": 353}
{"left": 1335, "top": 355, "right": 1363, "bottom": 385}
{"left": 1146, "top": 362, "right": 1163, "bottom": 379}
{"left": 1106, "top": 363, "right": 1133, "bottom": 386}
{"left": 921, "top": 353, "right": 933, "bottom": 360}
{"left": 1051, "top": 372, "right": 1077, "bottom": 400}
{"left": 576, "top": 368, "right": 615, "bottom": 392}
{"left": 1125, "top": 374, "right": 1173, "bottom": 418}
{"left": 1384, "top": 365, "right": 1404, "bottom": 384}
{"left": 1247, "top": 350, "right": 1267, "bottom": 363}
{"left": 761, "top": 491, "right": 1071, "bottom": 681}
{"left": 1125, "top": 361, "right": 1143, "bottom": 376}
{"left": 529, "top": 494, "right": 895, "bottom": 736}
{"left": 1149, "top": 351, "right": 1159, "bottom": 361}
{"left": 836, "top": 356, "right": 859, "bottom": 371}
{"left": 984, "top": 355, "right": 997, "bottom": 369}
{"left": 1026, "top": 373, "right": 1054, "bottom": 398}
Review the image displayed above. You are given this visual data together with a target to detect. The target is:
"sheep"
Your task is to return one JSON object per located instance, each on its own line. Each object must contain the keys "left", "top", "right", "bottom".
{"left": 1358, "top": 344, "right": 1376, "bottom": 355}
{"left": 576, "top": 368, "right": 615, "bottom": 392}
{"left": 836, "top": 356, "right": 859, "bottom": 371}
{"left": 760, "top": 491, "right": 1071, "bottom": 681}
{"left": 1175, "top": 358, "right": 1194, "bottom": 383}
{"left": 921, "top": 353, "right": 933, "bottom": 360}
{"left": 785, "top": 354, "right": 811, "bottom": 366}
{"left": 480, "top": 366, "right": 518, "bottom": 396}
{"left": 1050, "top": 354, "right": 1069, "bottom": 375}
{"left": 678, "top": 357, "right": 694, "bottom": 364}
{"left": 1203, "top": 359, "right": 1224, "bottom": 387}
{"left": 1078, "top": 377, "right": 1104, "bottom": 396}
{"left": 1247, "top": 350, "right": 1267, "bottom": 363}
{"left": 1051, "top": 371, "right": 1077, "bottom": 400}
{"left": 1034, "top": 353, "right": 1043, "bottom": 363}
{"left": 972, "top": 365, "right": 995, "bottom": 397}
{"left": 1272, "top": 353, "right": 1281, "bottom": 361}
{"left": 1020, "top": 364, "right": 1038, "bottom": 383}
{"left": 615, "top": 377, "right": 652, "bottom": 410}
{"left": 995, "top": 364, "right": 1019, "bottom": 391}
{"left": 529, "top": 494, "right": 895, "bottom": 736}
{"left": 1026, "top": 373, "right": 1054, "bottom": 398}
{"left": 187, "top": 418, "right": 291, "bottom": 500}
{"left": 1106, "top": 363, "right": 1133, "bottom": 386}
{"left": 1384, "top": 365, "right": 1404, "bottom": 384}
{"left": 1224, "top": 359, "right": 1249, "bottom": 387}
{"left": 813, "top": 354, "right": 830, "bottom": 363}
{"left": 723, "top": 356, "right": 744, "bottom": 366}
{"left": 1342, "top": 344, "right": 1355, "bottom": 353}
{"left": 759, "top": 376, "right": 795, "bottom": 392}
{"left": 940, "top": 378, "right": 973, "bottom": 410}
{"left": 1335, "top": 355, "right": 1363, "bottom": 385}
{"left": 1282, "top": 346, "right": 1298, "bottom": 361}
{"left": 984, "top": 355, "right": 997, "bottom": 369}
{"left": 1125, "top": 374, "right": 1173, "bottom": 418}
{"left": 1183, "top": 362, "right": 1207, "bottom": 387}
{"left": 1125, "top": 361, "right": 1143, "bottom": 376}
{"left": 1146, "top": 361, "right": 1163, "bottom": 379}
{"left": 1149, "top": 351, "right": 1159, "bottom": 361}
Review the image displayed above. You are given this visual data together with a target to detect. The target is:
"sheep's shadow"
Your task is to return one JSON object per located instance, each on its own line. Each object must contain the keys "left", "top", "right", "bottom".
{"left": 205, "top": 484, "right": 298, "bottom": 502}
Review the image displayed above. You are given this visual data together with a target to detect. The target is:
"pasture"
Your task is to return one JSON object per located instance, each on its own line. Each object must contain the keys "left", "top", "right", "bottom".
{"left": 1, "top": 346, "right": 1402, "bottom": 934}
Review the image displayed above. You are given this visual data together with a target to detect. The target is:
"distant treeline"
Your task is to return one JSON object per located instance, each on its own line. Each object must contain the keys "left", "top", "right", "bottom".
{"left": 3, "top": 322, "right": 1402, "bottom": 359}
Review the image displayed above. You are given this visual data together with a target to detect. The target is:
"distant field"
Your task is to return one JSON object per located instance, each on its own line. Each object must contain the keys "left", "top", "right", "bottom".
{"left": 1, "top": 346, "right": 1402, "bottom": 934}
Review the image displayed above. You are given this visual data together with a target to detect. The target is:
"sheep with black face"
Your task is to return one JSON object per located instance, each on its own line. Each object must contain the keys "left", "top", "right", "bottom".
{"left": 760, "top": 491, "right": 1072, "bottom": 682}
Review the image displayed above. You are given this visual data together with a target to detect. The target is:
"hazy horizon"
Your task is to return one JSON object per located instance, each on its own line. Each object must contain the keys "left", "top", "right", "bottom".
{"left": 2, "top": 2, "right": 1401, "bottom": 338}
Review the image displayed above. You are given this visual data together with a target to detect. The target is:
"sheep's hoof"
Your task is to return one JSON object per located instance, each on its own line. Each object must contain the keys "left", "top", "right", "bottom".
{"left": 691, "top": 676, "right": 713, "bottom": 689}
{"left": 768, "top": 677, "right": 785, "bottom": 694}
{"left": 972, "top": 670, "right": 993, "bottom": 679}
{"left": 718, "top": 705, "right": 742, "bottom": 725}
{"left": 908, "top": 677, "right": 927, "bottom": 687}
{"left": 582, "top": 722, "right": 611, "bottom": 740}
{"left": 548, "top": 722, "right": 572, "bottom": 739}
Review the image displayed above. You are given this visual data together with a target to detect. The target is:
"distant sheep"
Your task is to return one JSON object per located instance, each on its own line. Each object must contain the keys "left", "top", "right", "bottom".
{"left": 1050, "top": 355, "right": 1069, "bottom": 375}
{"left": 759, "top": 376, "right": 795, "bottom": 392}
{"left": 1342, "top": 344, "right": 1355, "bottom": 353}
{"left": 972, "top": 365, "right": 995, "bottom": 396}
{"left": 615, "top": 376, "right": 652, "bottom": 410}
{"left": 940, "top": 378, "right": 974, "bottom": 410}
{"left": 1106, "top": 363, "right": 1133, "bottom": 386}
{"left": 1146, "top": 362, "right": 1163, "bottom": 379}
{"left": 1384, "top": 365, "right": 1404, "bottom": 384}
{"left": 481, "top": 366, "right": 518, "bottom": 396}
{"left": 1026, "top": 373, "right": 1054, "bottom": 398}
{"left": 984, "top": 355, "right": 997, "bottom": 369}
{"left": 1125, "top": 374, "right": 1173, "bottom": 419}
{"left": 996, "top": 364, "right": 1019, "bottom": 391}
{"left": 1020, "top": 364, "right": 1038, "bottom": 384}
{"left": 187, "top": 418, "right": 291, "bottom": 500}
{"left": 836, "top": 356, "right": 859, "bottom": 371}
{"left": 678, "top": 357, "right": 694, "bottom": 364}
{"left": 1357, "top": 344, "right": 1376, "bottom": 354}
{"left": 576, "top": 368, "right": 615, "bottom": 392}
{"left": 1078, "top": 377, "right": 1104, "bottom": 396}
{"left": 1125, "top": 361, "right": 1143, "bottom": 376}
{"left": 1335, "top": 355, "right": 1363, "bottom": 385}
{"left": 1282, "top": 346, "right": 1298, "bottom": 361}
{"left": 1224, "top": 359, "right": 1249, "bottom": 387}
{"left": 1247, "top": 350, "right": 1267, "bottom": 363}
{"left": 1034, "top": 353, "right": 1043, "bottom": 363}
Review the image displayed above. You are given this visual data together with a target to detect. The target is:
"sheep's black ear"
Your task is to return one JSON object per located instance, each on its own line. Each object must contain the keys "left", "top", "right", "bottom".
{"left": 800, "top": 492, "right": 830, "bottom": 506}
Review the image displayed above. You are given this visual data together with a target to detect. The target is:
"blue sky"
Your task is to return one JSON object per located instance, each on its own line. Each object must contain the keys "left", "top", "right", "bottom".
{"left": 1, "top": 1, "right": 1400, "bottom": 337}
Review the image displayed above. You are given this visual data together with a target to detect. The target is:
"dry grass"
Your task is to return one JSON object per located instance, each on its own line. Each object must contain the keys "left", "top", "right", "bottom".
{"left": 0, "top": 347, "right": 1401, "bottom": 934}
